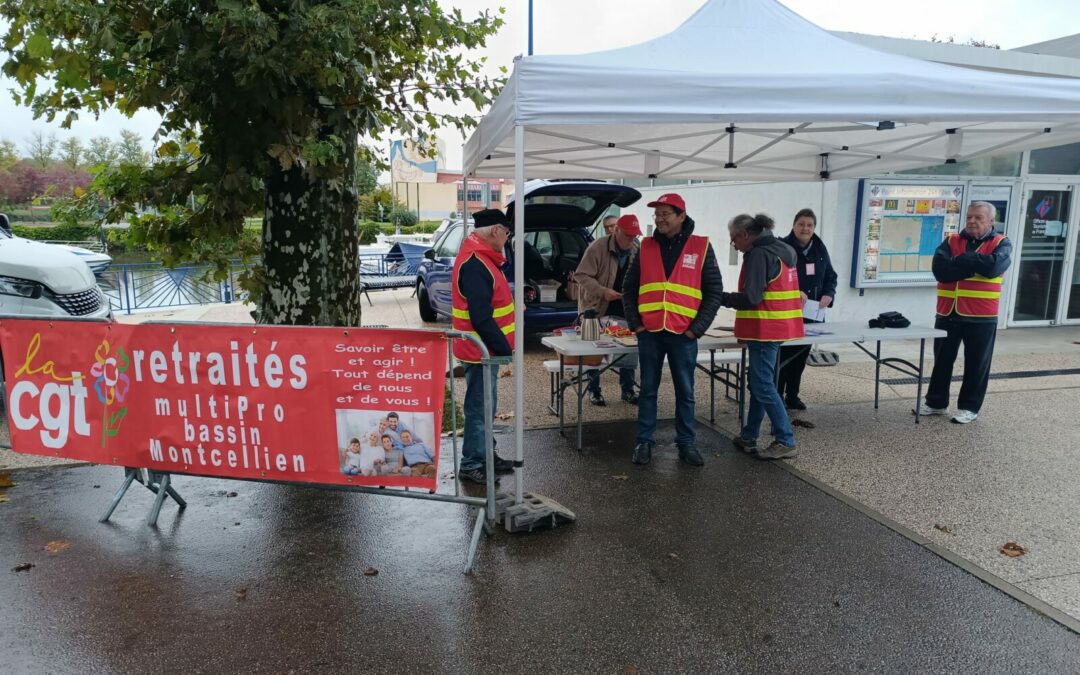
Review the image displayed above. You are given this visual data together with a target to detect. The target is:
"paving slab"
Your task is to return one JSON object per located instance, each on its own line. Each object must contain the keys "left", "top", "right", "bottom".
{"left": 2, "top": 421, "right": 1079, "bottom": 674}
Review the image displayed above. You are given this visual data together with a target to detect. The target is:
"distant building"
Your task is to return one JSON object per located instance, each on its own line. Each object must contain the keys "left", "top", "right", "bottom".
{"left": 390, "top": 138, "right": 513, "bottom": 219}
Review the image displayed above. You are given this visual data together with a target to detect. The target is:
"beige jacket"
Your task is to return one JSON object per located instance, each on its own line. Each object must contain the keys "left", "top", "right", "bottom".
{"left": 573, "top": 235, "right": 639, "bottom": 317}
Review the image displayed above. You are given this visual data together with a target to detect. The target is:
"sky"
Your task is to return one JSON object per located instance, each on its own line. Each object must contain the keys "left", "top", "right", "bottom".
{"left": 1, "top": 0, "right": 1077, "bottom": 167}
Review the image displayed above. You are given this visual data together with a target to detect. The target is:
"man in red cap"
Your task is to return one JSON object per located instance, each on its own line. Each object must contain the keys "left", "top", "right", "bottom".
{"left": 623, "top": 193, "right": 724, "bottom": 467}
{"left": 572, "top": 214, "right": 642, "bottom": 405}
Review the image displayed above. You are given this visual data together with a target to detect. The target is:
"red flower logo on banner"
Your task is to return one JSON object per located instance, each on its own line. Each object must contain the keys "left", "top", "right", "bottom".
{"left": 91, "top": 339, "right": 130, "bottom": 447}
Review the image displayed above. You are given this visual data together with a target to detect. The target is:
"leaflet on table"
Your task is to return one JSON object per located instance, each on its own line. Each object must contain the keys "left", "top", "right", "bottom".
{"left": 802, "top": 299, "right": 828, "bottom": 322}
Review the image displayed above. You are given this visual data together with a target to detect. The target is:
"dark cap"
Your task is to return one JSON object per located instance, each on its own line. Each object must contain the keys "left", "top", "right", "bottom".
{"left": 472, "top": 208, "right": 511, "bottom": 228}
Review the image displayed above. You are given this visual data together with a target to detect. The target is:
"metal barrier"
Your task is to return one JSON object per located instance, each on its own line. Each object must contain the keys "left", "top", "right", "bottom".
{"left": 98, "top": 250, "right": 422, "bottom": 314}
{"left": 98, "top": 262, "right": 248, "bottom": 314}
{"left": 0, "top": 316, "right": 504, "bottom": 573}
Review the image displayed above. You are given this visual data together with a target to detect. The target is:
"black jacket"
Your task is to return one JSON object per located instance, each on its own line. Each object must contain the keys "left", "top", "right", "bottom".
{"left": 932, "top": 228, "right": 1013, "bottom": 324}
{"left": 721, "top": 232, "right": 799, "bottom": 310}
{"left": 780, "top": 231, "right": 838, "bottom": 304}
{"left": 622, "top": 216, "right": 724, "bottom": 337}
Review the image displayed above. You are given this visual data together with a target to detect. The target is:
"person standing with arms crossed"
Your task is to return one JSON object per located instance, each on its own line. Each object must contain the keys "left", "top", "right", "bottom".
{"left": 723, "top": 213, "right": 805, "bottom": 460}
{"left": 451, "top": 208, "right": 517, "bottom": 484}
{"left": 918, "top": 201, "right": 1012, "bottom": 424}
{"left": 573, "top": 213, "right": 643, "bottom": 406}
{"left": 623, "top": 194, "right": 724, "bottom": 467}
{"left": 777, "top": 208, "right": 838, "bottom": 411}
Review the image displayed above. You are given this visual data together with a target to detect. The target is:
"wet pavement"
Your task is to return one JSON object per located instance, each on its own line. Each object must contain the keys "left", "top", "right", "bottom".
{"left": 3, "top": 421, "right": 1079, "bottom": 674}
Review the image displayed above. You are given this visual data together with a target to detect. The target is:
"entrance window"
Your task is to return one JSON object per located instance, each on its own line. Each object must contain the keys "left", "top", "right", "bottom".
{"left": 1029, "top": 142, "right": 1080, "bottom": 176}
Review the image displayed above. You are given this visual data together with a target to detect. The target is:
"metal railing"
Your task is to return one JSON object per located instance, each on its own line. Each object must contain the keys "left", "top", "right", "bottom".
{"left": 98, "top": 262, "right": 248, "bottom": 314}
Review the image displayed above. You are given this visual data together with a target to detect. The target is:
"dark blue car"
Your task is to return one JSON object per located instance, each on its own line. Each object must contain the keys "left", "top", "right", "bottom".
{"left": 415, "top": 180, "right": 641, "bottom": 333}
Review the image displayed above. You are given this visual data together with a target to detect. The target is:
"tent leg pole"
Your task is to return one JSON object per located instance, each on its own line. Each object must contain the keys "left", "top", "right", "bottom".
{"left": 514, "top": 124, "right": 526, "bottom": 506}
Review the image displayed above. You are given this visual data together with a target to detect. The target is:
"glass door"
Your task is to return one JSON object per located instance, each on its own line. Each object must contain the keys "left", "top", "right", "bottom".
{"left": 1065, "top": 211, "right": 1080, "bottom": 323}
{"left": 1009, "top": 186, "right": 1072, "bottom": 324}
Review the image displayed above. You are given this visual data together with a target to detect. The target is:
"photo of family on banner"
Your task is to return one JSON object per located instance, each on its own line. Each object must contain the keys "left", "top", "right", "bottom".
{"left": 336, "top": 410, "right": 438, "bottom": 480}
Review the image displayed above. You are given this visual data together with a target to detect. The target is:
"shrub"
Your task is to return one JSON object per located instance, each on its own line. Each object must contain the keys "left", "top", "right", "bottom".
{"left": 357, "top": 220, "right": 382, "bottom": 244}
{"left": 12, "top": 223, "right": 100, "bottom": 241}
{"left": 388, "top": 205, "right": 418, "bottom": 227}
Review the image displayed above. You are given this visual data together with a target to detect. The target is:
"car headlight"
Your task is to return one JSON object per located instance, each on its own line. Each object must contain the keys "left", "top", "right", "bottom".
{"left": 0, "top": 275, "right": 42, "bottom": 299}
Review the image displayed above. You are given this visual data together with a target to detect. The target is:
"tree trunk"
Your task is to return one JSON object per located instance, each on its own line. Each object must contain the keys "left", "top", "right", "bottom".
{"left": 258, "top": 126, "right": 361, "bottom": 327}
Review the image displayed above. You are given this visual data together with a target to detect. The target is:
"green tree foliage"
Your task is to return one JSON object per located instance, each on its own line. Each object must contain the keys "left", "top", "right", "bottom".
{"left": 59, "top": 136, "right": 83, "bottom": 169}
{"left": 116, "top": 129, "right": 149, "bottom": 167}
{"left": 358, "top": 186, "right": 395, "bottom": 222}
{"left": 355, "top": 156, "right": 379, "bottom": 196}
{"left": 0, "top": 0, "right": 504, "bottom": 327}
{"left": 24, "top": 130, "right": 57, "bottom": 168}
{"left": 0, "top": 139, "right": 18, "bottom": 171}
{"left": 84, "top": 136, "right": 118, "bottom": 170}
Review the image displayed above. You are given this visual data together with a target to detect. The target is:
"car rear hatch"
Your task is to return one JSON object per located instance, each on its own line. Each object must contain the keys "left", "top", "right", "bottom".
{"left": 506, "top": 180, "right": 642, "bottom": 231}
{"left": 505, "top": 181, "right": 642, "bottom": 327}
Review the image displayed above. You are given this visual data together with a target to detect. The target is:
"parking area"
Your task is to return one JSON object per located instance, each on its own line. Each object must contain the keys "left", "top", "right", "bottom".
{"left": 4, "top": 289, "right": 1080, "bottom": 631}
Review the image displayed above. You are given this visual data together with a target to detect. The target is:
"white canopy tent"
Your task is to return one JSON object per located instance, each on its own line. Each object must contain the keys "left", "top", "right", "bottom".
{"left": 464, "top": 0, "right": 1080, "bottom": 509}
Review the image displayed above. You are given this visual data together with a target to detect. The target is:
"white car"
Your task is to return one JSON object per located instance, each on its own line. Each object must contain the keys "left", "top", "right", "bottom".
{"left": 52, "top": 243, "right": 112, "bottom": 277}
{"left": 0, "top": 226, "right": 112, "bottom": 320}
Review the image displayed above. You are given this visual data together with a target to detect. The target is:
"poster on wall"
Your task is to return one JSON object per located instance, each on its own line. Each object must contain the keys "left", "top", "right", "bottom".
{"left": 852, "top": 181, "right": 966, "bottom": 287}
{"left": 1, "top": 321, "right": 448, "bottom": 490}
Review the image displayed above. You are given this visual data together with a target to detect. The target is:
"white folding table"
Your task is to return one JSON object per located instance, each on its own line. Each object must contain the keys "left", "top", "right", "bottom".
{"left": 541, "top": 322, "right": 946, "bottom": 450}
{"left": 771, "top": 321, "right": 947, "bottom": 423}
{"left": 541, "top": 334, "right": 742, "bottom": 450}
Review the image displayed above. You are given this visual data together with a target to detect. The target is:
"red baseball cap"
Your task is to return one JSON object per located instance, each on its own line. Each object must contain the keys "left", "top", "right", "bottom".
{"left": 615, "top": 214, "right": 642, "bottom": 237}
{"left": 647, "top": 193, "right": 686, "bottom": 212}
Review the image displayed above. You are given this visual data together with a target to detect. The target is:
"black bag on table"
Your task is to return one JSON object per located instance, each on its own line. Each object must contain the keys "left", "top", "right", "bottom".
{"left": 868, "top": 311, "right": 910, "bottom": 329}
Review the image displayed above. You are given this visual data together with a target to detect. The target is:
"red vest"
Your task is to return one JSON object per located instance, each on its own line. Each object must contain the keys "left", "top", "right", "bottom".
{"left": 734, "top": 259, "right": 805, "bottom": 342}
{"left": 451, "top": 233, "right": 516, "bottom": 363}
{"left": 637, "top": 235, "right": 709, "bottom": 334}
{"left": 936, "top": 234, "right": 1006, "bottom": 318}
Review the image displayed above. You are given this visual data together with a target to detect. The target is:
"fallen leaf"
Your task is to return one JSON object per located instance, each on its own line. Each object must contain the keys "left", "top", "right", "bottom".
{"left": 0, "top": 494, "right": 9, "bottom": 503}
{"left": 227, "top": 491, "right": 238, "bottom": 498}
{"left": 495, "top": 411, "right": 514, "bottom": 420}
{"left": 44, "top": 540, "right": 70, "bottom": 554}
{"left": 12, "top": 563, "right": 34, "bottom": 572}
{"left": 791, "top": 419, "right": 816, "bottom": 429}
{"left": 499, "top": 368, "right": 513, "bottom": 378}
{"left": 0, "top": 473, "right": 15, "bottom": 488}
{"left": 363, "top": 567, "right": 379, "bottom": 576}
{"left": 667, "top": 552, "right": 681, "bottom": 560}
{"left": 933, "top": 523, "right": 954, "bottom": 535}
{"left": 623, "top": 667, "right": 639, "bottom": 675}
{"left": 612, "top": 474, "right": 629, "bottom": 481}
{"left": 1000, "top": 542, "right": 1027, "bottom": 557}
{"left": 235, "top": 587, "right": 248, "bottom": 601}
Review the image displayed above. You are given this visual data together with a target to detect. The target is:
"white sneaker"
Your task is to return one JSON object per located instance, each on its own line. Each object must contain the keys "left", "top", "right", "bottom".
{"left": 951, "top": 409, "right": 978, "bottom": 424}
{"left": 913, "top": 403, "right": 948, "bottom": 416}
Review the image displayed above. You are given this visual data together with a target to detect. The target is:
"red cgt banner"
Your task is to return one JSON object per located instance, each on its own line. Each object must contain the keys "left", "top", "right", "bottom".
{"left": 0, "top": 320, "right": 448, "bottom": 490}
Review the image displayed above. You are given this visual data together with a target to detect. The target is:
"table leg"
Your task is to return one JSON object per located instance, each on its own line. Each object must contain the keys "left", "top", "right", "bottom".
{"left": 915, "top": 338, "right": 926, "bottom": 424}
{"left": 558, "top": 355, "right": 566, "bottom": 437}
{"left": 710, "top": 351, "right": 716, "bottom": 424}
{"left": 575, "top": 362, "right": 584, "bottom": 451}
{"left": 874, "top": 340, "right": 881, "bottom": 409}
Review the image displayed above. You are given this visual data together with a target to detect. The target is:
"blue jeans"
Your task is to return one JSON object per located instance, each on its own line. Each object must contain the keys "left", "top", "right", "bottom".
{"left": 636, "top": 330, "right": 697, "bottom": 447}
{"left": 741, "top": 341, "right": 796, "bottom": 446}
{"left": 586, "top": 352, "right": 638, "bottom": 396}
{"left": 461, "top": 362, "right": 498, "bottom": 472}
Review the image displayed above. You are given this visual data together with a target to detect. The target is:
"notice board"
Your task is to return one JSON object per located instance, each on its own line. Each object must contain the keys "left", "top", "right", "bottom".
{"left": 851, "top": 180, "right": 966, "bottom": 288}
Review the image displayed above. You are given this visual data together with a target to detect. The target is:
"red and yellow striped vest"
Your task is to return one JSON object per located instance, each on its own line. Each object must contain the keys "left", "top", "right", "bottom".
{"left": 734, "top": 259, "right": 804, "bottom": 342}
{"left": 451, "top": 233, "right": 516, "bottom": 363}
{"left": 637, "top": 235, "right": 708, "bottom": 334}
{"left": 936, "top": 234, "right": 1005, "bottom": 318}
